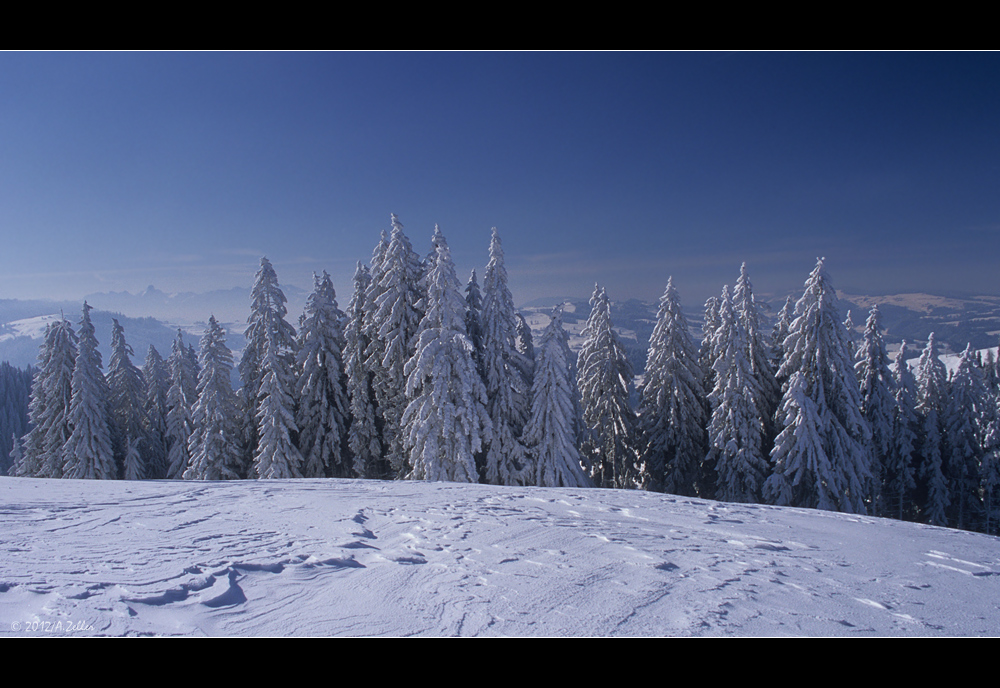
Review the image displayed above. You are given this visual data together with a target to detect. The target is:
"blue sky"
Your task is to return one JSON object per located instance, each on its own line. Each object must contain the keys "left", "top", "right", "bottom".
{"left": 1, "top": 52, "right": 997, "bottom": 308}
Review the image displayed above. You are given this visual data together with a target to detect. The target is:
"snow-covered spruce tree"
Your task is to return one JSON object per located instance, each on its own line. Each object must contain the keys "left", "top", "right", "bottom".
{"left": 165, "top": 330, "right": 196, "bottom": 480}
{"left": 19, "top": 317, "right": 77, "bottom": 478}
{"left": 108, "top": 319, "right": 148, "bottom": 480}
{"left": 63, "top": 302, "right": 115, "bottom": 480}
{"left": 855, "top": 305, "right": 896, "bottom": 514}
{"left": 770, "top": 295, "right": 795, "bottom": 376}
{"left": 523, "top": 306, "right": 591, "bottom": 487}
{"left": 980, "top": 388, "right": 1000, "bottom": 535}
{"left": 370, "top": 215, "right": 424, "bottom": 477}
{"left": 142, "top": 345, "right": 170, "bottom": 480}
{"left": 254, "top": 333, "right": 304, "bottom": 479}
{"left": 184, "top": 316, "right": 242, "bottom": 481}
{"left": 465, "top": 268, "right": 486, "bottom": 382}
{"left": 480, "top": 228, "right": 530, "bottom": 485}
{"left": 402, "top": 225, "right": 491, "bottom": 483}
{"left": 346, "top": 262, "right": 382, "bottom": 479}
{"left": 706, "top": 286, "right": 768, "bottom": 503}
{"left": 239, "top": 256, "right": 298, "bottom": 471}
{"left": 944, "top": 345, "right": 991, "bottom": 530}
{"left": 763, "top": 259, "right": 872, "bottom": 513}
{"left": 296, "top": 271, "right": 351, "bottom": 478}
{"left": 887, "top": 342, "right": 918, "bottom": 520}
{"left": 699, "top": 295, "right": 721, "bottom": 397}
{"left": 843, "top": 310, "right": 857, "bottom": 365}
{"left": 513, "top": 312, "right": 536, "bottom": 393}
{"left": 733, "top": 263, "right": 780, "bottom": 445}
{"left": 579, "top": 285, "right": 639, "bottom": 489}
{"left": 637, "top": 278, "right": 706, "bottom": 495}
{"left": 915, "top": 333, "right": 950, "bottom": 526}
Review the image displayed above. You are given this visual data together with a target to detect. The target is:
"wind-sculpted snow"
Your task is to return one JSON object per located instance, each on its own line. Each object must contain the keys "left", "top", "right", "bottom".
{"left": 1, "top": 477, "right": 998, "bottom": 636}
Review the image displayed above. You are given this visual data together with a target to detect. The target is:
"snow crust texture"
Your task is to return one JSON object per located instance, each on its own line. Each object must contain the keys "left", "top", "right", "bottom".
{"left": 2, "top": 476, "right": 998, "bottom": 637}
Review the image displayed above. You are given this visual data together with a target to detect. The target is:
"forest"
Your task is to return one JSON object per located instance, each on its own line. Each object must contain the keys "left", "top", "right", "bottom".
{"left": 7, "top": 214, "right": 1000, "bottom": 537}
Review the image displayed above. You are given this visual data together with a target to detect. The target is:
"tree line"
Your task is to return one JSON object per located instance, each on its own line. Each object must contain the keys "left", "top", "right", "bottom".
{"left": 9, "top": 215, "right": 1000, "bottom": 535}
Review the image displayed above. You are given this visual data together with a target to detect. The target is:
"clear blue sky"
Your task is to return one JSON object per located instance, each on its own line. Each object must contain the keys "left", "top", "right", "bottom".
{"left": 1, "top": 52, "right": 997, "bottom": 308}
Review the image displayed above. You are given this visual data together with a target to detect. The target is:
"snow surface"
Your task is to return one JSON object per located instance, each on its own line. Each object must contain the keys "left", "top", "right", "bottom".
{"left": 0, "top": 314, "right": 62, "bottom": 343}
{"left": 1, "top": 476, "right": 998, "bottom": 637}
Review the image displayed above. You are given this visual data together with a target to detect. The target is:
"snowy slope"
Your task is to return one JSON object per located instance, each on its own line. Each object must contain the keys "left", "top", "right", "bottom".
{"left": 2, "top": 477, "right": 998, "bottom": 637}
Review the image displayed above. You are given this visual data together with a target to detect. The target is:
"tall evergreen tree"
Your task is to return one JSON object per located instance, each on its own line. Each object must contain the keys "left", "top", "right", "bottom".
{"left": 142, "top": 345, "right": 170, "bottom": 480}
{"left": 165, "top": 330, "right": 196, "bottom": 479}
{"left": 465, "top": 269, "right": 486, "bottom": 381}
{"left": 402, "top": 226, "right": 491, "bottom": 483}
{"left": 637, "top": 278, "right": 706, "bottom": 496}
{"left": 108, "top": 319, "right": 147, "bottom": 480}
{"left": 887, "top": 342, "right": 918, "bottom": 520}
{"left": 240, "top": 257, "right": 297, "bottom": 470}
{"left": 733, "top": 263, "right": 780, "bottom": 443}
{"left": 700, "top": 295, "right": 722, "bottom": 396}
{"left": 513, "top": 312, "right": 536, "bottom": 394}
{"left": 764, "top": 259, "right": 872, "bottom": 513}
{"left": 855, "top": 305, "right": 895, "bottom": 513}
{"left": 20, "top": 317, "right": 77, "bottom": 478}
{"left": 523, "top": 306, "right": 591, "bottom": 488}
{"left": 915, "top": 333, "right": 950, "bottom": 526}
{"left": 0, "top": 363, "right": 33, "bottom": 476}
{"left": 370, "top": 215, "right": 423, "bottom": 477}
{"left": 296, "top": 271, "right": 351, "bottom": 478}
{"left": 770, "top": 295, "right": 795, "bottom": 376}
{"left": 185, "top": 316, "right": 241, "bottom": 481}
{"left": 706, "top": 286, "right": 768, "bottom": 503}
{"left": 254, "top": 334, "right": 304, "bottom": 479}
{"left": 944, "top": 345, "right": 991, "bottom": 530}
{"left": 63, "top": 303, "right": 115, "bottom": 480}
{"left": 346, "top": 262, "right": 382, "bottom": 479}
{"left": 578, "top": 285, "right": 638, "bottom": 489}
{"left": 480, "top": 228, "right": 530, "bottom": 485}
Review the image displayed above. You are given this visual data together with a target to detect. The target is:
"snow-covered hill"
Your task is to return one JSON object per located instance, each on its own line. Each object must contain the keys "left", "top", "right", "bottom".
{"left": 2, "top": 476, "right": 997, "bottom": 636}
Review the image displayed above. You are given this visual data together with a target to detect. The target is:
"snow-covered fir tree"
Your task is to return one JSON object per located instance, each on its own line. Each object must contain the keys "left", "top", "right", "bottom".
{"left": 370, "top": 215, "right": 424, "bottom": 477}
{"left": 770, "top": 295, "right": 795, "bottom": 376}
{"left": 479, "top": 228, "right": 530, "bottom": 485}
{"left": 578, "top": 285, "right": 638, "bottom": 489}
{"left": 108, "top": 319, "right": 147, "bottom": 480}
{"left": 19, "top": 317, "right": 77, "bottom": 478}
{"left": 887, "top": 342, "right": 918, "bottom": 520}
{"left": 240, "top": 256, "right": 297, "bottom": 471}
{"left": 142, "top": 345, "right": 170, "bottom": 480}
{"left": 296, "top": 271, "right": 351, "bottom": 478}
{"left": 165, "top": 330, "right": 196, "bottom": 480}
{"left": 513, "top": 312, "right": 536, "bottom": 393}
{"left": 944, "top": 345, "right": 991, "bottom": 530}
{"left": 184, "top": 316, "right": 242, "bottom": 481}
{"left": 764, "top": 259, "right": 872, "bottom": 514}
{"left": 63, "top": 303, "right": 116, "bottom": 480}
{"left": 843, "top": 310, "right": 857, "bottom": 364}
{"left": 855, "top": 305, "right": 896, "bottom": 514}
{"left": 464, "top": 268, "right": 486, "bottom": 381}
{"left": 401, "top": 226, "right": 491, "bottom": 483}
{"left": 915, "top": 333, "right": 950, "bottom": 526}
{"left": 706, "top": 286, "right": 768, "bottom": 503}
{"left": 637, "top": 278, "right": 706, "bottom": 495}
{"left": 254, "top": 333, "right": 304, "bottom": 479}
{"left": 345, "top": 262, "right": 382, "bottom": 479}
{"left": 700, "top": 295, "right": 721, "bottom": 396}
{"left": 980, "top": 385, "right": 1000, "bottom": 534}
{"left": 733, "top": 263, "right": 780, "bottom": 444}
{"left": 523, "top": 306, "right": 591, "bottom": 488}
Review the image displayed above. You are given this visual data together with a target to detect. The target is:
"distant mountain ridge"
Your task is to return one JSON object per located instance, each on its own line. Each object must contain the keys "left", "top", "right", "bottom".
{"left": 1, "top": 287, "right": 997, "bottom": 375}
